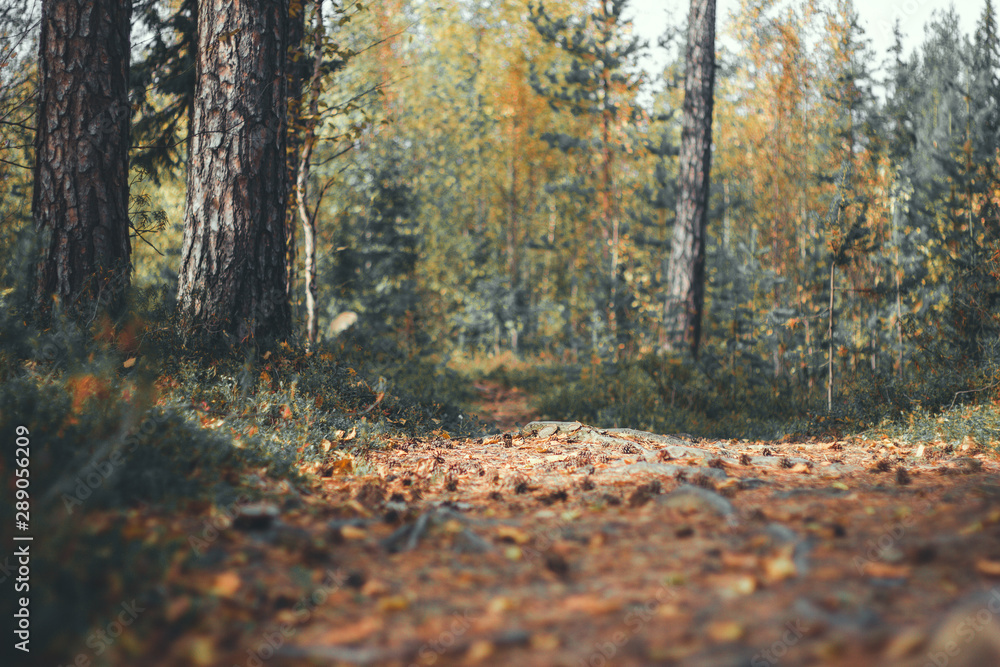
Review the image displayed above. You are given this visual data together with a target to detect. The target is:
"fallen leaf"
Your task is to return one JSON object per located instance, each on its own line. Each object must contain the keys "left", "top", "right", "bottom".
{"left": 531, "top": 633, "right": 560, "bottom": 650}
{"left": 883, "top": 627, "right": 928, "bottom": 659}
{"left": 561, "top": 595, "right": 621, "bottom": 614}
{"left": 720, "top": 552, "right": 759, "bottom": 570}
{"left": 706, "top": 573, "right": 757, "bottom": 597}
{"left": 340, "top": 525, "right": 367, "bottom": 540}
{"left": 210, "top": 571, "right": 241, "bottom": 597}
{"left": 706, "top": 620, "right": 744, "bottom": 641}
{"left": 496, "top": 526, "right": 531, "bottom": 544}
{"left": 377, "top": 595, "right": 409, "bottom": 612}
{"left": 865, "top": 562, "right": 911, "bottom": 579}
{"left": 762, "top": 547, "right": 797, "bottom": 582}
{"left": 317, "top": 617, "right": 382, "bottom": 644}
{"left": 165, "top": 596, "right": 191, "bottom": 622}
{"left": 188, "top": 637, "right": 216, "bottom": 666}
{"left": 975, "top": 559, "right": 1000, "bottom": 576}
{"left": 488, "top": 597, "right": 514, "bottom": 614}
{"left": 960, "top": 521, "right": 984, "bottom": 536}
{"left": 466, "top": 640, "right": 495, "bottom": 663}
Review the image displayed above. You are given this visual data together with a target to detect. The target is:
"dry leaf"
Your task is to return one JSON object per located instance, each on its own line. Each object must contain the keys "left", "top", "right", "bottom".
{"left": 488, "top": 597, "right": 513, "bottom": 614}
{"left": 123, "top": 357, "right": 137, "bottom": 368}
{"left": 721, "top": 552, "right": 759, "bottom": 570}
{"left": 317, "top": 617, "right": 382, "bottom": 644}
{"left": 466, "top": 640, "right": 495, "bottom": 663}
{"left": 561, "top": 595, "right": 621, "bottom": 614}
{"left": 188, "top": 637, "right": 216, "bottom": 666}
{"left": 377, "top": 595, "right": 409, "bottom": 612}
{"left": 210, "top": 571, "right": 241, "bottom": 597}
{"left": 865, "top": 562, "right": 911, "bottom": 579}
{"left": 762, "top": 546, "right": 797, "bottom": 582}
{"left": 706, "top": 620, "right": 744, "bottom": 641}
{"left": 530, "top": 633, "right": 560, "bottom": 650}
{"left": 340, "top": 525, "right": 367, "bottom": 540}
{"left": 975, "top": 559, "right": 1000, "bottom": 576}
{"left": 882, "top": 627, "right": 927, "bottom": 659}
{"left": 328, "top": 456, "right": 354, "bottom": 475}
{"left": 706, "top": 573, "right": 757, "bottom": 597}
{"left": 165, "top": 596, "right": 191, "bottom": 622}
{"left": 496, "top": 526, "right": 531, "bottom": 544}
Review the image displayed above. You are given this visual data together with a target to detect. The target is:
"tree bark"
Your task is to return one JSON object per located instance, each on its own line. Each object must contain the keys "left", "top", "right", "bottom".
{"left": 664, "top": 0, "right": 716, "bottom": 358}
{"left": 33, "top": 0, "right": 132, "bottom": 319}
{"left": 178, "top": 0, "right": 292, "bottom": 343}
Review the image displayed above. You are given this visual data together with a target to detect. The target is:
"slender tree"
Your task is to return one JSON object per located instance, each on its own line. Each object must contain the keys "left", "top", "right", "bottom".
{"left": 294, "top": 0, "right": 324, "bottom": 346}
{"left": 33, "top": 0, "right": 132, "bottom": 318}
{"left": 177, "top": 0, "right": 292, "bottom": 342}
{"left": 663, "top": 0, "right": 716, "bottom": 357}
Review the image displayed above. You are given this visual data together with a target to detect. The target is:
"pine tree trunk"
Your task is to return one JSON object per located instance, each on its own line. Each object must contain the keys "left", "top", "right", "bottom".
{"left": 33, "top": 0, "right": 132, "bottom": 318}
{"left": 178, "top": 0, "right": 291, "bottom": 343}
{"left": 664, "top": 0, "right": 716, "bottom": 358}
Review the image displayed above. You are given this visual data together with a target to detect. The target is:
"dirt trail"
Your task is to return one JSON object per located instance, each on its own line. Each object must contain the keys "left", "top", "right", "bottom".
{"left": 468, "top": 380, "right": 540, "bottom": 431}
{"left": 135, "top": 424, "right": 1000, "bottom": 666}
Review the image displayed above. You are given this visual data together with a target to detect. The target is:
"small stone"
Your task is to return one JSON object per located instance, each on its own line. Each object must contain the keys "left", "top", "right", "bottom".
{"left": 659, "top": 485, "right": 735, "bottom": 516}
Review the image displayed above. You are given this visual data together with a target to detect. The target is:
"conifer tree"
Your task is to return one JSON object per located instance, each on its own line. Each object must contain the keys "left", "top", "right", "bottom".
{"left": 663, "top": 0, "right": 715, "bottom": 357}
{"left": 528, "top": 0, "right": 645, "bottom": 335}
{"left": 33, "top": 0, "right": 132, "bottom": 318}
{"left": 177, "top": 0, "right": 292, "bottom": 343}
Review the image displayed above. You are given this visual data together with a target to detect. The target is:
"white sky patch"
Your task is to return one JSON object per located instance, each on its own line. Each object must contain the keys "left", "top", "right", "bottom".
{"left": 625, "top": 0, "right": 983, "bottom": 101}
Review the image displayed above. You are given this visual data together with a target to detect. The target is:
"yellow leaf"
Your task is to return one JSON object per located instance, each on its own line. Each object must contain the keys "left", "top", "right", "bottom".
{"left": 377, "top": 595, "right": 409, "bottom": 612}
{"left": 530, "top": 633, "right": 560, "bottom": 650}
{"left": 466, "top": 640, "right": 495, "bottom": 662}
{"left": 188, "top": 637, "right": 216, "bottom": 666}
{"left": 123, "top": 357, "right": 137, "bottom": 368}
{"left": 707, "top": 620, "right": 744, "bottom": 641}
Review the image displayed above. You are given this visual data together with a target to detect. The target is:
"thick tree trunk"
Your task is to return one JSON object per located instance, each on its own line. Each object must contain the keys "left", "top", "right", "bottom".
{"left": 178, "top": 0, "right": 292, "bottom": 343}
{"left": 33, "top": 0, "right": 132, "bottom": 318}
{"left": 664, "top": 0, "right": 716, "bottom": 358}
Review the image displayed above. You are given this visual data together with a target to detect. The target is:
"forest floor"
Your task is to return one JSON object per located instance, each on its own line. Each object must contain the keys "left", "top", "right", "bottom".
{"left": 112, "top": 417, "right": 1000, "bottom": 667}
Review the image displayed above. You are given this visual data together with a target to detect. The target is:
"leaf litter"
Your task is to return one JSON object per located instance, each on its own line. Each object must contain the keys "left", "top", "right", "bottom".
{"left": 107, "top": 422, "right": 1000, "bottom": 666}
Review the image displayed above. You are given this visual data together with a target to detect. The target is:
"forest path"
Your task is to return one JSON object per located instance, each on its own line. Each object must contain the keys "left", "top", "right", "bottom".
{"left": 134, "top": 424, "right": 1000, "bottom": 667}
{"left": 466, "top": 379, "right": 540, "bottom": 431}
